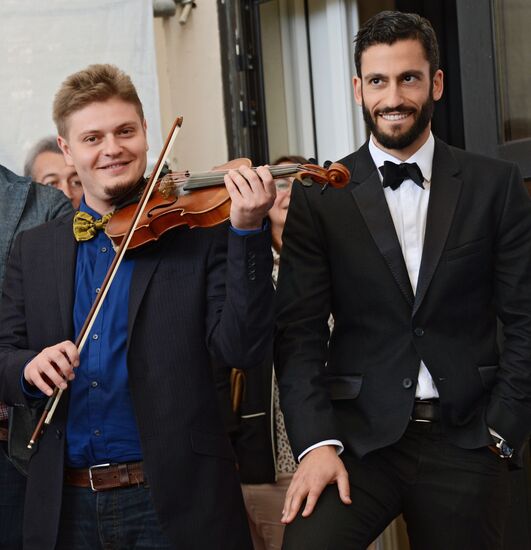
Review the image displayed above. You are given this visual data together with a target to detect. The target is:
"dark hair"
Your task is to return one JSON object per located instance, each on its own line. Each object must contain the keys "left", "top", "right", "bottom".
{"left": 24, "top": 135, "right": 62, "bottom": 177}
{"left": 272, "top": 155, "right": 309, "bottom": 165}
{"left": 354, "top": 11, "right": 439, "bottom": 78}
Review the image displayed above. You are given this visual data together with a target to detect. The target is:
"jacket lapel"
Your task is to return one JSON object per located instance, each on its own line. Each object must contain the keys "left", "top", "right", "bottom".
{"left": 350, "top": 143, "right": 414, "bottom": 306}
{"left": 54, "top": 215, "right": 77, "bottom": 337}
{"left": 127, "top": 242, "right": 163, "bottom": 348}
{"left": 413, "top": 139, "right": 462, "bottom": 315}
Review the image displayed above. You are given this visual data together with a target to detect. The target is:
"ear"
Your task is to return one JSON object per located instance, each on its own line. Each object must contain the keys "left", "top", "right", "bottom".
{"left": 57, "top": 136, "right": 75, "bottom": 167}
{"left": 352, "top": 76, "right": 363, "bottom": 106}
{"left": 142, "top": 119, "right": 149, "bottom": 152}
{"left": 432, "top": 69, "right": 444, "bottom": 102}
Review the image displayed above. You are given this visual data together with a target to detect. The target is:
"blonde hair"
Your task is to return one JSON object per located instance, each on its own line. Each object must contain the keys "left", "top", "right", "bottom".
{"left": 52, "top": 64, "right": 144, "bottom": 137}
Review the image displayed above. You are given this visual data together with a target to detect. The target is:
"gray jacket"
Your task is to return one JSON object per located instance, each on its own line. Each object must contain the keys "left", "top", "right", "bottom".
{"left": 0, "top": 164, "right": 72, "bottom": 289}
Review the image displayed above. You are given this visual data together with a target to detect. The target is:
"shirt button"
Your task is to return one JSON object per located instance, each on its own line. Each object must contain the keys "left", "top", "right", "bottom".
{"left": 91, "top": 381, "right": 98, "bottom": 388}
{"left": 414, "top": 327, "right": 425, "bottom": 337}
{"left": 101, "top": 247, "right": 107, "bottom": 253}
{"left": 92, "top": 334, "right": 99, "bottom": 340}
{"left": 94, "top": 429, "right": 101, "bottom": 436}
{"left": 95, "top": 287, "right": 101, "bottom": 294}
{"left": 402, "top": 378, "right": 413, "bottom": 389}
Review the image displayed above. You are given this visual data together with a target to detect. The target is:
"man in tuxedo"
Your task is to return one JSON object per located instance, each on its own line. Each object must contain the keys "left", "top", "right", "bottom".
{"left": 275, "top": 11, "right": 531, "bottom": 549}
{"left": 0, "top": 64, "right": 275, "bottom": 549}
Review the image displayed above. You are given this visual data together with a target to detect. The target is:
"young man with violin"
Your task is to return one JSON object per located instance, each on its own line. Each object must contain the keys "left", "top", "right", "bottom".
{"left": 0, "top": 64, "right": 275, "bottom": 550}
{"left": 275, "top": 11, "right": 531, "bottom": 550}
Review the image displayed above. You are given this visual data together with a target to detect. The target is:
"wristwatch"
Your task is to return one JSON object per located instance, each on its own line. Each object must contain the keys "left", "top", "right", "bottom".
{"left": 490, "top": 434, "right": 514, "bottom": 459}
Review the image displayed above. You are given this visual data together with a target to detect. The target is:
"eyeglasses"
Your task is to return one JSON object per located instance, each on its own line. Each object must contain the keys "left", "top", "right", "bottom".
{"left": 274, "top": 178, "right": 292, "bottom": 191}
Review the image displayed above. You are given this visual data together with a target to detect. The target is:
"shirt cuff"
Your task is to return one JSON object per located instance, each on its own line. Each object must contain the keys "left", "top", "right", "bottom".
{"left": 298, "top": 439, "right": 344, "bottom": 462}
{"left": 230, "top": 219, "right": 269, "bottom": 236}
{"left": 488, "top": 427, "right": 505, "bottom": 441}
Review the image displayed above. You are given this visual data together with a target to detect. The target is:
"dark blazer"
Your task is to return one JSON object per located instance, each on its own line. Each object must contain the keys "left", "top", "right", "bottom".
{"left": 275, "top": 138, "right": 531, "bottom": 463}
{"left": 0, "top": 213, "right": 274, "bottom": 550}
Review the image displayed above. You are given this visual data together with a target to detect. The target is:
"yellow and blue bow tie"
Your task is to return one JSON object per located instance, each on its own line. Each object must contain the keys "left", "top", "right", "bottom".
{"left": 72, "top": 211, "right": 113, "bottom": 242}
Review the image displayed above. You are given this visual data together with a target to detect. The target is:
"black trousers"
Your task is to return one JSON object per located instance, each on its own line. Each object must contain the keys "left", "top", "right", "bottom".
{"left": 283, "top": 422, "right": 511, "bottom": 550}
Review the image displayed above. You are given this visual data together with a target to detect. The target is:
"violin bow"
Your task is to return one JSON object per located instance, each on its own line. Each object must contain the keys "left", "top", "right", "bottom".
{"left": 28, "top": 116, "right": 184, "bottom": 448}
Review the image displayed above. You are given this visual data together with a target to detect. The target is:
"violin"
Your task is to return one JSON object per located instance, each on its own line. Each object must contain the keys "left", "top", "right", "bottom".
{"left": 105, "top": 158, "right": 350, "bottom": 249}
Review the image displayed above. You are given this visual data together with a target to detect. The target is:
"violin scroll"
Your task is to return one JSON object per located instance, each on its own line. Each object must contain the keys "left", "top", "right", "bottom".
{"left": 295, "top": 162, "right": 350, "bottom": 189}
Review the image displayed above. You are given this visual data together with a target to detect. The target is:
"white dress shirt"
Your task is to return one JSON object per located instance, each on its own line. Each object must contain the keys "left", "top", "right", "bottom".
{"left": 369, "top": 133, "right": 439, "bottom": 400}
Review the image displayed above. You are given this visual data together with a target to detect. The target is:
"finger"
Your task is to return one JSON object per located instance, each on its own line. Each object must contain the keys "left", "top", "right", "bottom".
{"left": 336, "top": 470, "right": 352, "bottom": 505}
{"left": 281, "top": 492, "right": 293, "bottom": 523}
{"left": 224, "top": 171, "right": 243, "bottom": 198}
{"left": 24, "top": 362, "right": 57, "bottom": 395}
{"left": 32, "top": 376, "right": 54, "bottom": 397}
{"left": 25, "top": 366, "right": 54, "bottom": 396}
{"left": 226, "top": 168, "right": 253, "bottom": 198}
{"left": 59, "top": 340, "right": 80, "bottom": 368}
{"left": 255, "top": 165, "right": 276, "bottom": 198}
{"left": 301, "top": 486, "right": 324, "bottom": 518}
{"left": 45, "top": 349, "right": 75, "bottom": 379}
{"left": 284, "top": 491, "right": 306, "bottom": 523}
{"left": 236, "top": 165, "right": 272, "bottom": 200}
{"left": 40, "top": 362, "right": 69, "bottom": 390}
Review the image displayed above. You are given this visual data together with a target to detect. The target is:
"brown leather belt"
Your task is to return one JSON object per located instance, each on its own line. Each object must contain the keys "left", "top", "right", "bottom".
{"left": 64, "top": 461, "right": 145, "bottom": 492}
{"left": 410, "top": 399, "right": 440, "bottom": 423}
{"left": 0, "top": 420, "right": 8, "bottom": 441}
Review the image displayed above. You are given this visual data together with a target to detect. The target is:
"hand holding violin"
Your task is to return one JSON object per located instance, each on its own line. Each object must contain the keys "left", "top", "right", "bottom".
{"left": 224, "top": 165, "right": 277, "bottom": 230}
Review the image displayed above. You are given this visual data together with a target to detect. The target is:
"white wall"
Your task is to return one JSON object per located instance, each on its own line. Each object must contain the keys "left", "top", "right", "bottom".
{"left": 154, "top": 3, "right": 228, "bottom": 172}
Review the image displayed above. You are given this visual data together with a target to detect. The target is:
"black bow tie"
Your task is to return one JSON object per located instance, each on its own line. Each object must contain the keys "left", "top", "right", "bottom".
{"left": 379, "top": 161, "right": 425, "bottom": 190}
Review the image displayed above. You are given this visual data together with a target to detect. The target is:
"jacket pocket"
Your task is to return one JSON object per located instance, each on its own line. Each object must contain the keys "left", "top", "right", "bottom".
{"left": 323, "top": 374, "right": 363, "bottom": 400}
{"left": 190, "top": 429, "right": 235, "bottom": 460}
{"left": 155, "top": 264, "right": 195, "bottom": 282}
{"left": 477, "top": 365, "right": 498, "bottom": 389}
{"left": 445, "top": 237, "right": 487, "bottom": 262}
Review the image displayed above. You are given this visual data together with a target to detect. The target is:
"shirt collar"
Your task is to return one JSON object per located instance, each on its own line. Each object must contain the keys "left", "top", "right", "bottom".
{"left": 368, "top": 132, "right": 435, "bottom": 185}
{"left": 79, "top": 197, "right": 107, "bottom": 220}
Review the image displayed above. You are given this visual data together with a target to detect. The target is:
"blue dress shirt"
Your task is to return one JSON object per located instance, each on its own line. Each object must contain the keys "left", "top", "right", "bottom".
{"left": 67, "top": 200, "right": 142, "bottom": 468}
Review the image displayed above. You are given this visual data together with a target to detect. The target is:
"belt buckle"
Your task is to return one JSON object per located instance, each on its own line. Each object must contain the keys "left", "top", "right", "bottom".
{"left": 89, "top": 463, "right": 111, "bottom": 492}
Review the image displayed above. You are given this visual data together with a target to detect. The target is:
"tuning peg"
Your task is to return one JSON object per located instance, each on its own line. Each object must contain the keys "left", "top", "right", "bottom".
{"left": 323, "top": 160, "right": 332, "bottom": 169}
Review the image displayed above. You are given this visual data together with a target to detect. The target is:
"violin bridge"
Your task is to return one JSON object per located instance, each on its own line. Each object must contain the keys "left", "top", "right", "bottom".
{"left": 158, "top": 179, "right": 178, "bottom": 199}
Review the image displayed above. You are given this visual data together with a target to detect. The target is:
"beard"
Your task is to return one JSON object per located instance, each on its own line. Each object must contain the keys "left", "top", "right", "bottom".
{"left": 362, "top": 92, "right": 434, "bottom": 151}
{"left": 105, "top": 176, "right": 145, "bottom": 207}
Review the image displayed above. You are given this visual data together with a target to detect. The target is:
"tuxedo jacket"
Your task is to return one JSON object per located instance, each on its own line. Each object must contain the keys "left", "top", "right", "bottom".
{"left": 275, "top": 138, "right": 531, "bottom": 463}
{"left": 0, "top": 214, "right": 274, "bottom": 550}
